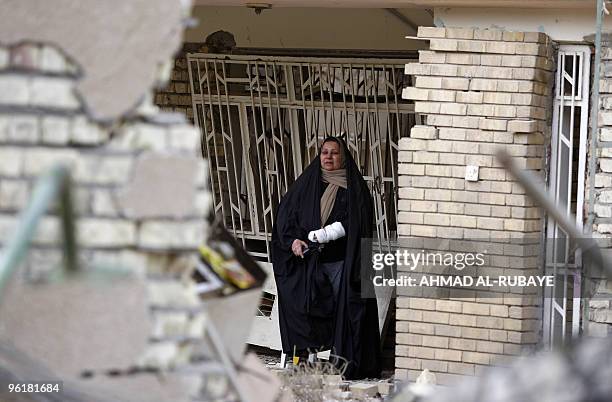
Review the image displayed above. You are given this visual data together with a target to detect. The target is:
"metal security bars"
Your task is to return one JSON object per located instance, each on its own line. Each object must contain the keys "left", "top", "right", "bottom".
{"left": 544, "top": 46, "right": 591, "bottom": 347}
{"left": 187, "top": 53, "right": 416, "bottom": 261}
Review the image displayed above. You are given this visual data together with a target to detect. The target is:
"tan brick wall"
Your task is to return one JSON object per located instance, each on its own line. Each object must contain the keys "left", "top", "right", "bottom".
{"left": 396, "top": 27, "right": 555, "bottom": 384}
{"left": 588, "top": 36, "right": 612, "bottom": 337}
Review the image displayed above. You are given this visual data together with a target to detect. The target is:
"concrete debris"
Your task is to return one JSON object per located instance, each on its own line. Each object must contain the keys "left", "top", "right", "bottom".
{"left": 418, "top": 338, "right": 612, "bottom": 402}
{"left": 0, "top": 275, "right": 149, "bottom": 378}
{"left": 349, "top": 383, "right": 379, "bottom": 398}
{"left": 416, "top": 369, "right": 437, "bottom": 386}
{"left": 118, "top": 153, "right": 199, "bottom": 220}
{"left": 237, "top": 353, "right": 283, "bottom": 402}
{"left": 377, "top": 381, "right": 394, "bottom": 395}
{"left": 0, "top": 0, "right": 191, "bottom": 121}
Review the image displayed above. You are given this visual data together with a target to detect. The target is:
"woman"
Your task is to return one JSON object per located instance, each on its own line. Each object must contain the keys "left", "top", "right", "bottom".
{"left": 271, "top": 136, "right": 381, "bottom": 380}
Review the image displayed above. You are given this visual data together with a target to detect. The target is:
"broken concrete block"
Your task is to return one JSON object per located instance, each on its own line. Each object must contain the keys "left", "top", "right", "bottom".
{"left": 0, "top": 0, "right": 190, "bottom": 121}
{"left": 378, "top": 381, "right": 393, "bottom": 395}
{"left": 237, "top": 353, "right": 282, "bottom": 402}
{"left": 323, "top": 383, "right": 342, "bottom": 394}
{"left": 322, "top": 374, "right": 342, "bottom": 385}
{"left": 349, "top": 383, "right": 378, "bottom": 398}
{"left": 416, "top": 368, "right": 437, "bottom": 385}
{"left": 118, "top": 153, "right": 197, "bottom": 219}
{"left": 0, "top": 275, "right": 150, "bottom": 378}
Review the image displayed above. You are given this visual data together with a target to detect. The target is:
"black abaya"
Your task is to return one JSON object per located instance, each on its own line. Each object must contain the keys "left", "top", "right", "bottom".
{"left": 271, "top": 137, "right": 381, "bottom": 379}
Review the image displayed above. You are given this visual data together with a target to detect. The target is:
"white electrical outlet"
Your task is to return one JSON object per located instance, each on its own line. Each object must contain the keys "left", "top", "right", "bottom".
{"left": 465, "top": 165, "right": 479, "bottom": 182}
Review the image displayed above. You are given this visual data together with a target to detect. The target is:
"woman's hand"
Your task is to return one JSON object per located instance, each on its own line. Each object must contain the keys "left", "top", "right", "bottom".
{"left": 291, "top": 239, "right": 308, "bottom": 258}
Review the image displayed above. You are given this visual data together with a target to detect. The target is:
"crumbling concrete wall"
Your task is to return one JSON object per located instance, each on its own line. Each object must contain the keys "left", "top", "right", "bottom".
{"left": 0, "top": 1, "right": 215, "bottom": 400}
{"left": 0, "top": 0, "right": 190, "bottom": 122}
{"left": 398, "top": 27, "right": 555, "bottom": 385}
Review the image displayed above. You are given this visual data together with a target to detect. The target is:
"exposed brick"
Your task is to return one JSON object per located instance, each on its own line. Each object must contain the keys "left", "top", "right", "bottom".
{"left": 41, "top": 116, "right": 70, "bottom": 145}
{"left": 456, "top": 91, "right": 483, "bottom": 103}
{"left": 448, "top": 362, "right": 475, "bottom": 375}
{"left": 422, "top": 335, "right": 450, "bottom": 348}
{"left": 415, "top": 76, "right": 443, "bottom": 89}
{"left": 485, "top": 41, "right": 517, "bottom": 54}
{"left": 409, "top": 322, "right": 435, "bottom": 335}
{"left": 457, "top": 40, "right": 486, "bottom": 53}
{"left": 476, "top": 316, "right": 505, "bottom": 329}
{"left": 463, "top": 351, "right": 490, "bottom": 365}
{"left": 396, "top": 357, "right": 421, "bottom": 370}
{"left": 440, "top": 103, "right": 468, "bottom": 115}
{"left": 446, "top": 27, "right": 475, "bottom": 40}
{"left": 434, "top": 348, "right": 462, "bottom": 362}
{"left": 489, "top": 329, "right": 509, "bottom": 342}
{"left": 435, "top": 324, "right": 462, "bottom": 338}
{"left": 408, "top": 346, "right": 435, "bottom": 359}
{"left": 430, "top": 39, "right": 459, "bottom": 52}
{"left": 469, "top": 78, "right": 497, "bottom": 92}
{"left": 463, "top": 302, "right": 490, "bottom": 316}
{"left": 0, "top": 180, "right": 29, "bottom": 210}
{"left": 423, "top": 311, "right": 450, "bottom": 324}
{"left": 474, "top": 29, "right": 503, "bottom": 41}
{"left": 468, "top": 104, "right": 495, "bottom": 117}
{"left": 479, "top": 118, "right": 507, "bottom": 131}
{"left": 480, "top": 54, "right": 502, "bottom": 66}
{"left": 436, "top": 300, "right": 463, "bottom": 313}
{"left": 421, "top": 359, "right": 448, "bottom": 373}
{"left": 419, "top": 50, "right": 446, "bottom": 63}
{"left": 441, "top": 77, "right": 470, "bottom": 91}
{"left": 417, "top": 26, "right": 446, "bottom": 38}
{"left": 30, "top": 77, "right": 79, "bottom": 109}
{"left": 405, "top": 63, "right": 431, "bottom": 76}
{"left": 501, "top": 55, "right": 522, "bottom": 67}
{"left": 0, "top": 74, "right": 29, "bottom": 105}
{"left": 397, "top": 333, "right": 423, "bottom": 345}
{"left": 523, "top": 32, "right": 547, "bottom": 43}
{"left": 447, "top": 53, "right": 481, "bottom": 65}
{"left": 415, "top": 101, "right": 442, "bottom": 114}
{"left": 6, "top": 114, "right": 38, "bottom": 143}
{"left": 429, "top": 89, "right": 457, "bottom": 102}
{"left": 449, "top": 338, "right": 476, "bottom": 351}
{"left": 502, "top": 31, "right": 525, "bottom": 42}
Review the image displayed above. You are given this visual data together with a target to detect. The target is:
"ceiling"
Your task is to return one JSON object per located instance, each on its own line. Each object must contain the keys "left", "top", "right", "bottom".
{"left": 193, "top": 0, "right": 594, "bottom": 9}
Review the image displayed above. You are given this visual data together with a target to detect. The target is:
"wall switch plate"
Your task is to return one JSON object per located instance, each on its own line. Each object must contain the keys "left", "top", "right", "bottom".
{"left": 465, "top": 165, "right": 479, "bottom": 182}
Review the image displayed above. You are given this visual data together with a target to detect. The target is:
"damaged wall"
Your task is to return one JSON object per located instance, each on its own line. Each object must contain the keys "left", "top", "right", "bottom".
{"left": 0, "top": 1, "right": 217, "bottom": 400}
{"left": 0, "top": 0, "right": 188, "bottom": 121}
{"left": 398, "top": 27, "right": 554, "bottom": 385}
{"left": 588, "top": 33, "right": 612, "bottom": 338}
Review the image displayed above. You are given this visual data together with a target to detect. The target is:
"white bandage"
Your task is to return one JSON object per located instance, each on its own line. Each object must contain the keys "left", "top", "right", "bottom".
{"left": 308, "top": 221, "right": 346, "bottom": 244}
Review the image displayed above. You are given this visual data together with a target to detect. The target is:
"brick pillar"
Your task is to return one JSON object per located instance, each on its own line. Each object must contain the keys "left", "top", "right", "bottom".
{"left": 589, "top": 33, "right": 612, "bottom": 337}
{"left": 396, "top": 27, "right": 555, "bottom": 384}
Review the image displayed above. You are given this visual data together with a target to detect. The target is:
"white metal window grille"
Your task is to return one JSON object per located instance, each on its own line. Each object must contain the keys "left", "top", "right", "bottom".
{"left": 544, "top": 45, "right": 591, "bottom": 347}
{"left": 187, "top": 53, "right": 417, "bottom": 262}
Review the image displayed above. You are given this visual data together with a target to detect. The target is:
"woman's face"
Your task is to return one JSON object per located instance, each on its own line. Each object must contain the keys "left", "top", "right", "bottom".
{"left": 321, "top": 141, "right": 343, "bottom": 171}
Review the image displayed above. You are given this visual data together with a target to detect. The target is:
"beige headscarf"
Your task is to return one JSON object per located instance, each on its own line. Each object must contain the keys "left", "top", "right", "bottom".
{"left": 320, "top": 144, "right": 347, "bottom": 226}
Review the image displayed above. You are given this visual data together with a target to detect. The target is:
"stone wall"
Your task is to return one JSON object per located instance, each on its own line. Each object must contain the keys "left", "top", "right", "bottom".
{"left": 397, "top": 27, "right": 555, "bottom": 384}
{"left": 0, "top": 42, "right": 210, "bottom": 398}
